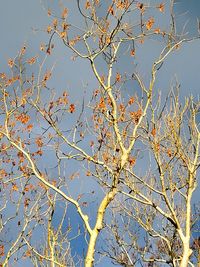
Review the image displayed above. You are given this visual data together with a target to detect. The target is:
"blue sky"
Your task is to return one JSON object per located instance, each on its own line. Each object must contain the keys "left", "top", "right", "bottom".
{"left": 0, "top": 1, "right": 200, "bottom": 266}
{"left": 0, "top": 1, "right": 199, "bottom": 99}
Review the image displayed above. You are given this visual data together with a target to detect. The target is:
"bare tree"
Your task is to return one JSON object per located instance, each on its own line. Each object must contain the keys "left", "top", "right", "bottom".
{"left": 0, "top": 1, "right": 199, "bottom": 266}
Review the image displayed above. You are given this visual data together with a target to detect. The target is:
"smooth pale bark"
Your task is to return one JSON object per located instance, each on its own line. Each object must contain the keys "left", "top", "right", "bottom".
{"left": 179, "top": 241, "right": 192, "bottom": 267}
{"left": 179, "top": 180, "right": 194, "bottom": 267}
{"left": 85, "top": 188, "right": 118, "bottom": 267}
{"left": 85, "top": 230, "right": 99, "bottom": 267}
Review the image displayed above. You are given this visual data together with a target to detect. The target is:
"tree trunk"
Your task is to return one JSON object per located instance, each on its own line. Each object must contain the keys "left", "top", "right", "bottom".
{"left": 84, "top": 188, "right": 117, "bottom": 267}
{"left": 85, "top": 230, "right": 98, "bottom": 267}
{"left": 179, "top": 240, "right": 192, "bottom": 267}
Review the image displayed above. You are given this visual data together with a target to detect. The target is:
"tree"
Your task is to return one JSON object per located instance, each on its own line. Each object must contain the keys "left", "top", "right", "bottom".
{"left": 0, "top": 1, "right": 199, "bottom": 266}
